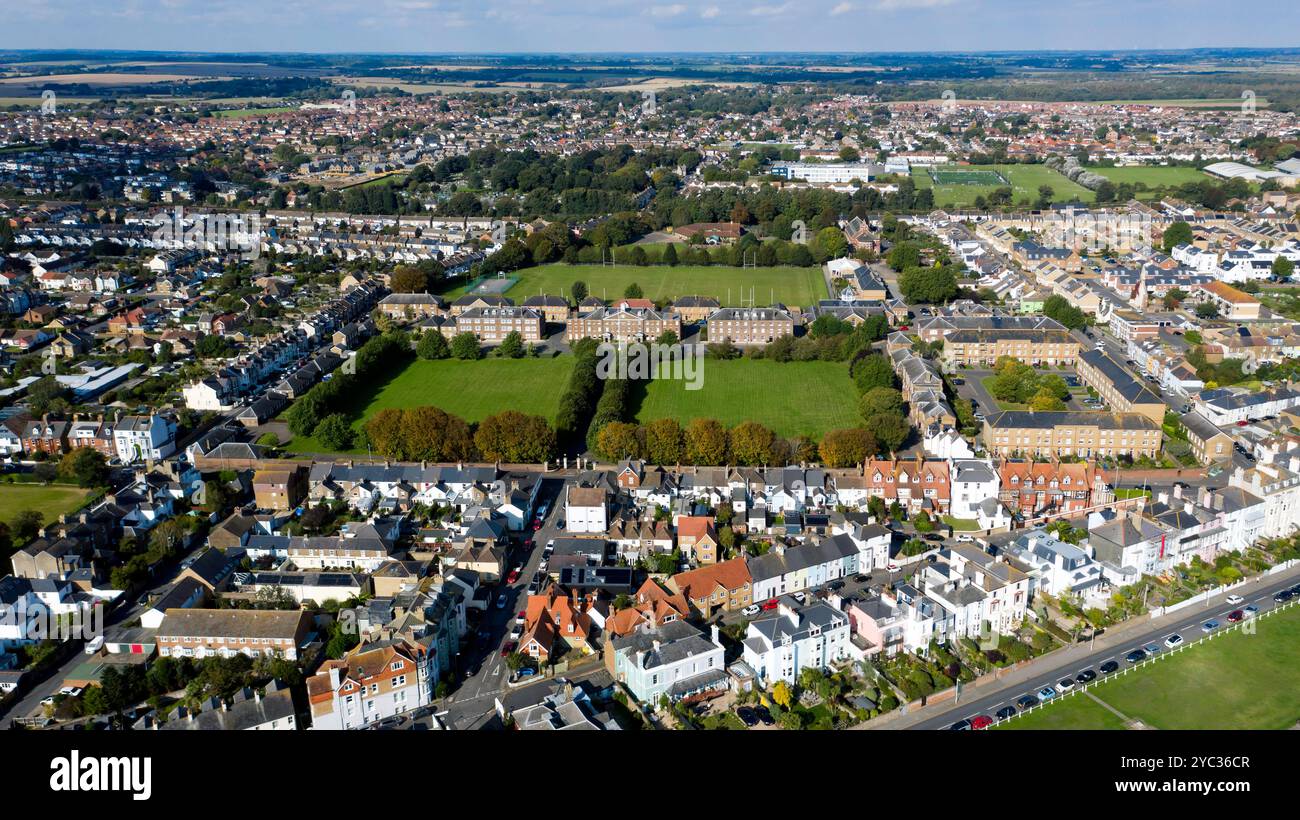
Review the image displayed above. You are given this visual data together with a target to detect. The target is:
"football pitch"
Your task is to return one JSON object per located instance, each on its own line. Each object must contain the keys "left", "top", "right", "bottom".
{"left": 635, "top": 359, "right": 860, "bottom": 439}
{"left": 504, "top": 264, "right": 827, "bottom": 308}
{"left": 927, "top": 166, "right": 1007, "bottom": 186}
{"left": 913, "top": 164, "right": 1095, "bottom": 208}
{"left": 283, "top": 357, "right": 575, "bottom": 454}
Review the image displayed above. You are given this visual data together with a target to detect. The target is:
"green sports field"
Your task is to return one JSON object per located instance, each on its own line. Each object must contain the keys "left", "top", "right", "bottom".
{"left": 1003, "top": 603, "right": 1300, "bottom": 730}
{"left": 1083, "top": 165, "right": 1211, "bottom": 188}
{"left": 635, "top": 359, "right": 859, "bottom": 439}
{"left": 912, "top": 164, "right": 1095, "bottom": 208}
{"left": 504, "top": 264, "right": 827, "bottom": 308}
{"left": 0, "top": 483, "right": 93, "bottom": 530}
{"left": 283, "top": 357, "right": 574, "bottom": 454}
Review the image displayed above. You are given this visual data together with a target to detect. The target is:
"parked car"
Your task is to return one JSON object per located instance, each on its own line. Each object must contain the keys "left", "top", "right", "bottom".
{"left": 761, "top": 598, "right": 779, "bottom": 611}
{"left": 1243, "top": 605, "right": 1259, "bottom": 618}
{"left": 754, "top": 705, "right": 774, "bottom": 725}
{"left": 1226, "top": 594, "right": 1244, "bottom": 606}
{"left": 970, "top": 715, "right": 993, "bottom": 730}
{"left": 948, "top": 719, "right": 972, "bottom": 731}
{"left": 792, "top": 592, "right": 806, "bottom": 604}
{"left": 1055, "top": 678, "right": 1075, "bottom": 693}
{"left": 515, "top": 611, "right": 526, "bottom": 625}
{"left": 1017, "top": 694, "right": 1039, "bottom": 709}
{"left": 1273, "top": 590, "right": 1293, "bottom": 603}
{"left": 84, "top": 635, "right": 104, "bottom": 655}
{"left": 1036, "top": 687, "right": 1057, "bottom": 701}
{"left": 506, "top": 569, "right": 520, "bottom": 584}
{"left": 1126, "top": 649, "right": 1147, "bottom": 663}
{"left": 1164, "top": 634, "right": 1183, "bottom": 648}
{"left": 1226, "top": 610, "right": 1244, "bottom": 623}
{"left": 59, "top": 686, "right": 82, "bottom": 698}
{"left": 1201, "top": 619, "right": 1219, "bottom": 632}
{"left": 1142, "top": 642, "right": 1160, "bottom": 655}
{"left": 500, "top": 641, "right": 516, "bottom": 657}
{"left": 495, "top": 594, "right": 508, "bottom": 610}
{"left": 514, "top": 668, "right": 536, "bottom": 680}
{"left": 995, "top": 705, "right": 1018, "bottom": 720}
{"left": 741, "top": 604, "right": 761, "bottom": 617}
{"left": 1076, "top": 669, "right": 1097, "bottom": 684}
{"left": 736, "top": 707, "right": 759, "bottom": 727}
{"left": 1099, "top": 660, "right": 1120, "bottom": 674}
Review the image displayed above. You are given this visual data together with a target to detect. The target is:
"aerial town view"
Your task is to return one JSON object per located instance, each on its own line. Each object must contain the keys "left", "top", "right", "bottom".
{"left": 0, "top": 0, "right": 1297, "bottom": 797}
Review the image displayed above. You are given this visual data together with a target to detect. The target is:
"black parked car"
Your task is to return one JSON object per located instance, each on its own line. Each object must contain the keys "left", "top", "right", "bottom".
{"left": 755, "top": 705, "right": 774, "bottom": 726}
{"left": 1126, "top": 649, "right": 1148, "bottom": 663}
{"left": 736, "top": 707, "right": 759, "bottom": 727}
{"left": 995, "top": 705, "right": 1018, "bottom": 720}
{"left": 1017, "top": 695, "right": 1039, "bottom": 709}
{"left": 1076, "top": 669, "right": 1097, "bottom": 684}
{"left": 1099, "top": 660, "right": 1119, "bottom": 674}
{"left": 948, "top": 719, "right": 972, "bottom": 731}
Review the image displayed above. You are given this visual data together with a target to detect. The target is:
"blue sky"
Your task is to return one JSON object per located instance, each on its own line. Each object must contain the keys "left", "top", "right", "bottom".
{"left": 1, "top": 0, "right": 1295, "bottom": 54}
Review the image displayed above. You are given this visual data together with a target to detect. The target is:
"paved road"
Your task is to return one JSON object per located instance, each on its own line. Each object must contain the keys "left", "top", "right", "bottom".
{"left": 872, "top": 564, "right": 1300, "bottom": 731}
{"left": 439, "top": 478, "right": 566, "bottom": 729}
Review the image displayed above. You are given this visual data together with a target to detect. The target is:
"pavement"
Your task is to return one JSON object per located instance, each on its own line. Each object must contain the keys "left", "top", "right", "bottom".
{"left": 858, "top": 562, "right": 1300, "bottom": 731}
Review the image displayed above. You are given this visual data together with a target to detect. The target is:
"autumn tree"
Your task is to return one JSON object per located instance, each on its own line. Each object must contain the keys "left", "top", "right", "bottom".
{"left": 819, "top": 428, "right": 877, "bottom": 468}
{"left": 684, "top": 418, "right": 729, "bottom": 465}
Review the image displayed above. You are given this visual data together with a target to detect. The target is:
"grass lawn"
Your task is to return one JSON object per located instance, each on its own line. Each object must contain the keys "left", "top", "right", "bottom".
{"left": 1005, "top": 604, "right": 1300, "bottom": 730}
{"left": 996, "top": 691, "right": 1131, "bottom": 730}
{"left": 283, "top": 357, "right": 574, "bottom": 454}
{"left": 978, "top": 375, "right": 1031, "bottom": 411}
{"left": 0, "top": 483, "right": 93, "bottom": 529}
{"left": 912, "top": 164, "right": 1095, "bottom": 209}
{"left": 1084, "top": 165, "right": 1211, "bottom": 189}
{"left": 941, "top": 516, "right": 980, "bottom": 531}
{"left": 634, "top": 359, "right": 859, "bottom": 440}
{"left": 504, "top": 264, "right": 827, "bottom": 308}
{"left": 1114, "top": 488, "right": 1152, "bottom": 500}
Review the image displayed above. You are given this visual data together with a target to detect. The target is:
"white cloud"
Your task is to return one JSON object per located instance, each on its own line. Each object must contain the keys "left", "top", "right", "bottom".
{"left": 831, "top": 2, "right": 855, "bottom": 14}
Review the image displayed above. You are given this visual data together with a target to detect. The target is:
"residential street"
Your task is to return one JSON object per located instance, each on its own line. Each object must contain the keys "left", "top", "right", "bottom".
{"left": 859, "top": 563, "right": 1300, "bottom": 731}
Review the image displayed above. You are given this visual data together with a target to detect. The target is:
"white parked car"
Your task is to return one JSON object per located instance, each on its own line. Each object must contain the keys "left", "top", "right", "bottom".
{"left": 1164, "top": 634, "right": 1183, "bottom": 648}
{"left": 741, "top": 604, "right": 761, "bottom": 617}
{"left": 84, "top": 635, "right": 104, "bottom": 655}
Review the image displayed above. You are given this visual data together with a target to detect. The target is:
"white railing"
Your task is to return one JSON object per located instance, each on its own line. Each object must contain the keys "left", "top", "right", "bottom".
{"left": 993, "top": 597, "right": 1297, "bottom": 728}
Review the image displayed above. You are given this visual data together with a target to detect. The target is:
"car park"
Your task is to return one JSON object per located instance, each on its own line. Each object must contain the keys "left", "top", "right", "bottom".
{"left": 1164, "top": 634, "right": 1183, "bottom": 647}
